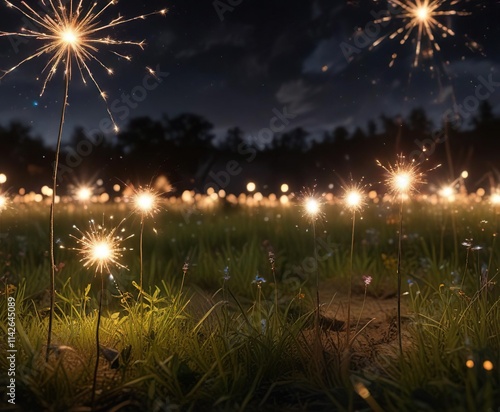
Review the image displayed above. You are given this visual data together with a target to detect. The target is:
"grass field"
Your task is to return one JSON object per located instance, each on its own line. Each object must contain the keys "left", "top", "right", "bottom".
{"left": 1, "top": 194, "right": 499, "bottom": 411}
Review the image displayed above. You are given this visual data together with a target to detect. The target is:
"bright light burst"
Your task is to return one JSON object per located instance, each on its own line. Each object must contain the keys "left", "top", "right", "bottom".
{"left": 377, "top": 155, "right": 425, "bottom": 198}
{"left": 491, "top": 191, "right": 500, "bottom": 206}
{"left": 371, "top": 0, "right": 469, "bottom": 67}
{"left": 132, "top": 186, "right": 162, "bottom": 218}
{"left": 0, "top": 193, "right": 8, "bottom": 212}
{"left": 300, "top": 189, "right": 325, "bottom": 222}
{"left": 0, "top": 1, "right": 167, "bottom": 131}
{"left": 71, "top": 219, "right": 133, "bottom": 274}
{"left": 75, "top": 185, "right": 93, "bottom": 202}
{"left": 439, "top": 185, "right": 456, "bottom": 201}
{"left": 343, "top": 184, "right": 366, "bottom": 212}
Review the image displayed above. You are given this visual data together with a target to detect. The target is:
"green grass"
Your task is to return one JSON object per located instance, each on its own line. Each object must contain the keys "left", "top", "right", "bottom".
{"left": 0, "top": 199, "right": 499, "bottom": 411}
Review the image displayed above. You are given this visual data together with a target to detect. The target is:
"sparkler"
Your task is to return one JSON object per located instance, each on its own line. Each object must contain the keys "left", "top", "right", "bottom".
{"left": 131, "top": 186, "right": 162, "bottom": 322}
{"left": 0, "top": 0, "right": 166, "bottom": 363}
{"left": 71, "top": 218, "right": 132, "bottom": 406}
{"left": 378, "top": 155, "right": 425, "bottom": 355}
{"left": 300, "top": 189, "right": 325, "bottom": 349}
{"left": 371, "top": 0, "right": 469, "bottom": 67}
{"left": 342, "top": 183, "right": 366, "bottom": 348}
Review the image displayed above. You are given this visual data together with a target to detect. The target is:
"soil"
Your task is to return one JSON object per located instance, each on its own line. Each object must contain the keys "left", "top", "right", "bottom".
{"left": 318, "top": 279, "right": 413, "bottom": 369}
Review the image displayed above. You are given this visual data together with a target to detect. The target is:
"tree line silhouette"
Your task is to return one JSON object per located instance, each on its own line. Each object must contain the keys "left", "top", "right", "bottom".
{"left": 1, "top": 101, "right": 499, "bottom": 194}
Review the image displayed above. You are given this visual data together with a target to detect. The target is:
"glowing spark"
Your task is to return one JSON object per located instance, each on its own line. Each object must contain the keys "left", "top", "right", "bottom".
{"left": 439, "top": 185, "right": 455, "bottom": 201}
{"left": 132, "top": 186, "right": 161, "bottom": 218}
{"left": 0, "top": 1, "right": 168, "bottom": 131}
{"left": 0, "top": 194, "right": 8, "bottom": 212}
{"left": 71, "top": 219, "right": 133, "bottom": 274}
{"left": 377, "top": 155, "right": 425, "bottom": 198}
{"left": 491, "top": 192, "right": 500, "bottom": 206}
{"left": 371, "top": 0, "right": 469, "bottom": 67}
{"left": 343, "top": 184, "right": 366, "bottom": 212}
{"left": 76, "top": 186, "right": 93, "bottom": 202}
{"left": 305, "top": 198, "right": 319, "bottom": 216}
{"left": 300, "top": 189, "right": 325, "bottom": 222}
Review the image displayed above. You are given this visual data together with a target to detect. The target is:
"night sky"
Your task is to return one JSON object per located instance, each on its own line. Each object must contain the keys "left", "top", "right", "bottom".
{"left": 0, "top": 0, "right": 499, "bottom": 148}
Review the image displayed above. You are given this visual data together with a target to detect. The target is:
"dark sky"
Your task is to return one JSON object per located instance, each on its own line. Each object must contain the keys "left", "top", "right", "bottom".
{"left": 0, "top": 0, "right": 499, "bottom": 148}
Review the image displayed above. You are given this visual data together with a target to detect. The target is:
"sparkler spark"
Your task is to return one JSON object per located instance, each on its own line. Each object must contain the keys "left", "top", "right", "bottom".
{"left": 0, "top": 193, "right": 8, "bottom": 212}
{"left": 301, "top": 192, "right": 325, "bottom": 223}
{"left": 343, "top": 184, "right": 366, "bottom": 212}
{"left": 71, "top": 219, "right": 133, "bottom": 274}
{"left": 133, "top": 187, "right": 161, "bottom": 218}
{"left": 371, "top": 0, "right": 469, "bottom": 67}
{"left": 377, "top": 155, "right": 425, "bottom": 198}
{"left": 0, "top": 1, "right": 167, "bottom": 130}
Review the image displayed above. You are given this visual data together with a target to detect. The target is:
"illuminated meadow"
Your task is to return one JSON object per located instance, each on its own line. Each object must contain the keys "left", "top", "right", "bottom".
{"left": 0, "top": 181, "right": 499, "bottom": 411}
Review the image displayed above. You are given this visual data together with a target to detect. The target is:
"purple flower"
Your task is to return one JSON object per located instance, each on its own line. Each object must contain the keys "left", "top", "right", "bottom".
{"left": 362, "top": 275, "right": 372, "bottom": 286}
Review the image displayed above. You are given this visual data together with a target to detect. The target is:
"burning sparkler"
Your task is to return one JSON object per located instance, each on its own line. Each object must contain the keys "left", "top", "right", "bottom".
{"left": 71, "top": 217, "right": 132, "bottom": 406}
{"left": 133, "top": 186, "right": 162, "bottom": 219}
{"left": 371, "top": 0, "right": 470, "bottom": 67}
{"left": 342, "top": 183, "right": 366, "bottom": 348}
{"left": 0, "top": 0, "right": 166, "bottom": 363}
{"left": 130, "top": 185, "right": 162, "bottom": 320}
{"left": 378, "top": 155, "right": 426, "bottom": 355}
{"left": 1, "top": 1, "right": 167, "bottom": 123}
{"left": 71, "top": 219, "right": 132, "bottom": 274}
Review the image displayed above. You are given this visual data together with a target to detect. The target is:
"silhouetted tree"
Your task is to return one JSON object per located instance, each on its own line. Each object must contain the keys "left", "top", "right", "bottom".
{"left": 220, "top": 127, "right": 245, "bottom": 152}
{"left": 333, "top": 126, "right": 349, "bottom": 143}
{"left": 408, "top": 107, "right": 432, "bottom": 135}
{"left": 165, "top": 113, "right": 214, "bottom": 148}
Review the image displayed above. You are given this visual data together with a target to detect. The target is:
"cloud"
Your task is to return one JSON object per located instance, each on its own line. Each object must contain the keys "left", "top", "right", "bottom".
{"left": 275, "top": 79, "right": 321, "bottom": 115}
{"left": 302, "top": 37, "right": 349, "bottom": 75}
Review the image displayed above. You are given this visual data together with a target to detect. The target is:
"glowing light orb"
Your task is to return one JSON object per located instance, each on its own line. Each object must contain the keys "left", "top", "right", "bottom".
{"left": 61, "top": 28, "right": 78, "bottom": 45}
{"left": 0, "top": 173, "right": 6, "bottom": 184}
{"left": 132, "top": 187, "right": 161, "bottom": 218}
{"left": 483, "top": 360, "right": 494, "bottom": 371}
{"left": 416, "top": 6, "right": 429, "bottom": 21}
{"left": 305, "top": 198, "right": 320, "bottom": 216}
{"left": 76, "top": 187, "right": 93, "bottom": 202}
{"left": 92, "top": 241, "right": 112, "bottom": 261}
{"left": 395, "top": 173, "right": 411, "bottom": 193}
{"left": 491, "top": 193, "right": 500, "bottom": 205}
{"left": 246, "top": 182, "right": 256, "bottom": 192}
{"left": 0, "top": 194, "right": 7, "bottom": 211}
{"left": 440, "top": 185, "right": 455, "bottom": 201}
{"left": 377, "top": 156, "right": 424, "bottom": 198}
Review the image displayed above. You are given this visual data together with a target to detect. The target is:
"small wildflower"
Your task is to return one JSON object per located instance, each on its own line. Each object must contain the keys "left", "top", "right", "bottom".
{"left": 222, "top": 266, "right": 231, "bottom": 281}
{"left": 182, "top": 261, "right": 189, "bottom": 276}
{"left": 268, "top": 251, "right": 275, "bottom": 270}
{"left": 362, "top": 275, "right": 372, "bottom": 286}
{"left": 252, "top": 273, "right": 266, "bottom": 287}
{"left": 462, "top": 239, "right": 473, "bottom": 248}
{"left": 261, "top": 319, "right": 267, "bottom": 334}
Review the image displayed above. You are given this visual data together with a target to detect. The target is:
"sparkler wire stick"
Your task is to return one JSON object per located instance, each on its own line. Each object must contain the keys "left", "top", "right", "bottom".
{"left": 46, "top": 59, "right": 69, "bottom": 362}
